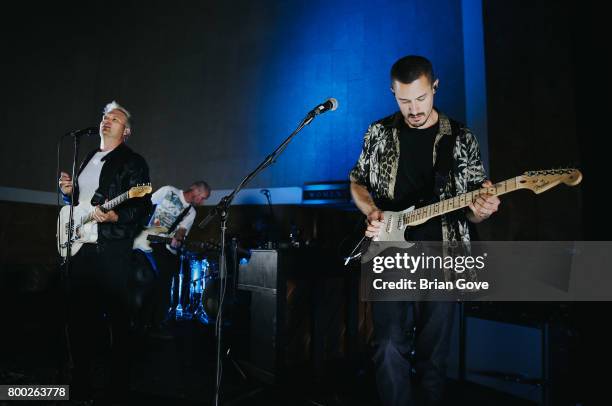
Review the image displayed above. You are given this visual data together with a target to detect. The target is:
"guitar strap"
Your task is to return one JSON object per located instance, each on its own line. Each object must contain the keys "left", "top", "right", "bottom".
{"left": 433, "top": 120, "right": 480, "bottom": 240}
{"left": 167, "top": 205, "right": 192, "bottom": 234}
{"left": 433, "top": 119, "right": 460, "bottom": 194}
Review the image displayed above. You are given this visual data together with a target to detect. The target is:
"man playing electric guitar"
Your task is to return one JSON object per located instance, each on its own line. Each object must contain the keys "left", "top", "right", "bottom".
{"left": 58, "top": 101, "right": 151, "bottom": 400}
{"left": 349, "top": 56, "right": 500, "bottom": 406}
{"left": 134, "top": 181, "right": 211, "bottom": 337}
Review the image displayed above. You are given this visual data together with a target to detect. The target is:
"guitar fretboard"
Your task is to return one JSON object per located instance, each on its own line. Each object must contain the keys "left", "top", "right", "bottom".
{"left": 80, "top": 191, "right": 130, "bottom": 225}
{"left": 147, "top": 234, "right": 220, "bottom": 251}
{"left": 402, "top": 177, "right": 519, "bottom": 225}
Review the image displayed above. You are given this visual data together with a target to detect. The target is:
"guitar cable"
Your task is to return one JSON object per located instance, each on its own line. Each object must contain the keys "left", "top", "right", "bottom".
{"left": 344, "top": 235, "right": 373, "bottom": 266}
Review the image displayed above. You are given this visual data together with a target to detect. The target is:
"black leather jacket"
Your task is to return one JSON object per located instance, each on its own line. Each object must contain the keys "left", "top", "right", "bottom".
{"left": 63, "top": 143, "right": 152, "bottom": 242}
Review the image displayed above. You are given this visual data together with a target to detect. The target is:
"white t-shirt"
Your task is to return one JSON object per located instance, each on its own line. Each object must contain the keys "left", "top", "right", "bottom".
{"left": 149, "top": 185, "right": 196, "bottom": 235}
{"left": 78, "top": 150, "right": 111, "bottom": 207}
{"left": 76, "top": 150, "right": 111, "bottom": 243}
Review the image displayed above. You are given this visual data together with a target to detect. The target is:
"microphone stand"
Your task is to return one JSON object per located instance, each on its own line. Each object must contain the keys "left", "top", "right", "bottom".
{"left": 57, "top": 130, "right": 84, "bottom": 377}
{"left": 261, "top": 189, "right": 274, "bottom": 219}
{"left": 260, "top": 189, "right": 276, "bottom": 243}
{"left": 201, "top": 112, "right": 318, "bottom": 406}
{"left": 62, "top": 132, "right": 84, "bottom": 273}
{"left": 60, "top": 128, "right": 100, "bottom": 272}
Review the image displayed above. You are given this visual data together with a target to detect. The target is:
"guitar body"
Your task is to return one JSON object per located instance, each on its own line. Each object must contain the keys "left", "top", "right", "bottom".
{"left": 56, "top": 184, "right": 152, "bottom": 259}
{"left": 57, "top": 204, "right": 98, "bottom": 258}
{"left": 361, "top": 206, "right": 416, "bottom": 263}
{"left": 376, "top": 206, "right": 417, "bottom": 242}
{"left": 133, "top": 226, "right": 170, "bottom": 252}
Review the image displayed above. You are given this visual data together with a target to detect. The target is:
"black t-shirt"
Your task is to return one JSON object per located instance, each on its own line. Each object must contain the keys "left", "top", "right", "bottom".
{"left": 375, "top": 120, "right": 442, "bottom": 241}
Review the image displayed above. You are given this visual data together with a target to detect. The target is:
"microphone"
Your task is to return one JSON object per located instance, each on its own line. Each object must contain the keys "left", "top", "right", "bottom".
{"left": 307, "top": 98, "right": 338, "bottom": 117}
{"left": 64, "top": 127, "right": 99, "bottom": 137}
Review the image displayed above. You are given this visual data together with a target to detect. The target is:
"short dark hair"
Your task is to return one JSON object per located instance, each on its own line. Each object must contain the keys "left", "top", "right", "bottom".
{"left": 390, "top": 55, "right": 435, "bottom": 86}
{"left": 189, "top": 181, "right": 211, "bottom": 194}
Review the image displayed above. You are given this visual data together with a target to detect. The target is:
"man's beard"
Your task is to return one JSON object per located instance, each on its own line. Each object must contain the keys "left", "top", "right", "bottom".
{"left": 407, "top": 113, "right": 427, "bottom": 127}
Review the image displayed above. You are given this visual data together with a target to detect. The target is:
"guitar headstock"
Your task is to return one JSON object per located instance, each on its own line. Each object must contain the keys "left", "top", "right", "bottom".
{"left": 517, "top": 169, "right": 582, "bottom": 194}
{"left": 128, "top": 183, "right": 153, "bottom": 198}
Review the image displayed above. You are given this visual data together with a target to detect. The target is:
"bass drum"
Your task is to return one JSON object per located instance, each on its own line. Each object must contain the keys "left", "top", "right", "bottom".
{"left": 183, "top": 254, "right": 220, "bottom": 324}
{"left": 202, "top": 276, "right": 220, "bottom": 321}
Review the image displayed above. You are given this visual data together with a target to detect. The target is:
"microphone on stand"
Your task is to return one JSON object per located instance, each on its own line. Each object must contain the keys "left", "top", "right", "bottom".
{"left": 64, "top": 127, "right": 99, "bottom": 137}
{"left": 260, "top": 189, "right": 271, "bottom": 200}
{"left": 260, "top": 188, "right": 274, "bottom": 220}
{"left": 306, "top": 98, "right": 338, "bottom": 117}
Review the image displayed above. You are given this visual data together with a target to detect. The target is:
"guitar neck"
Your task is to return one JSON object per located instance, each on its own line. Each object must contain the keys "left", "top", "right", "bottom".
{"left": 147, "top": 234, "right": 172, "bottom": 244}
{"left": 147, "top": 234, "right": 219, "bottom": 252}
{"left": 403, "top": 176, "right": 520, "bottom": 226}
{"left": 82, "top": 191, "right": 130, "bottom": 224}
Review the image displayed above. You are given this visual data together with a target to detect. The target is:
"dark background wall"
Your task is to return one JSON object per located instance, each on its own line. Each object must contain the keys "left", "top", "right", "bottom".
{"left": 477, "top": 0, "right": 588, "bottom": 241}
{"left": 0, "top": 0, "right": 467, "bottom": 193}
{"left": 0, "top": 2, "right": 607, "bottom": 403}
{"left": 1, "top": 0, "right": 603, "bottom": 245}
{"left": 479, "top": 3, "right": 607, "bottom": 403}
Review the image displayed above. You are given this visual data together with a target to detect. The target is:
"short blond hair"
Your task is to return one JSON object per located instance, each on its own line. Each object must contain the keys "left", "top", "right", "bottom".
{"left": 103, "top": 100, "right": 132, "bottom": 140}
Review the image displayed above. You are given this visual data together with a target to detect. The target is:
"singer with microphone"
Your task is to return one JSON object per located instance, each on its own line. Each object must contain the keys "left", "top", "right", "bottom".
{"left": 58, "top": 101, "right": 152, "bottom": 401}
{"left": 349, "top": 56, "right": 499, "bottom": 406}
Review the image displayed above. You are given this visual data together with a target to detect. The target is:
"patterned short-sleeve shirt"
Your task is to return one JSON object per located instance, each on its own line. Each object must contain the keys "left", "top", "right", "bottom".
{"left": 349, "top": 110, "right": 487, "bottom": 244}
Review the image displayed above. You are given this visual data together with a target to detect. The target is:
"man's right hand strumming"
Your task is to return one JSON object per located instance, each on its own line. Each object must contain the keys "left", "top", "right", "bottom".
{"left": 350, "top": 182, "right": 385, "bottom": 239}
{"left": 59, "top": 171, "right": 73, "bottom": 195}
{"left": 365, "top": 209, "right": 384, "bottom": 238}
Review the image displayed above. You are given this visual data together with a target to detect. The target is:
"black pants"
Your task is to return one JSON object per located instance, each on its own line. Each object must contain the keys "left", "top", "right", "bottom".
{"left": 66, "top": 240, "right": 133, "bottom": 399}
{"left": 372, "top": 301, "right": 455, "bottom": 406}
{"left": 149, "top": 245, "right": 179, "bottom": 326}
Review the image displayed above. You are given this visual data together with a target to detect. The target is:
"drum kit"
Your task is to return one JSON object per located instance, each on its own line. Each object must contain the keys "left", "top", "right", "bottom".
{"left": 169, "top": 245, "right": 220, "bottom": 324}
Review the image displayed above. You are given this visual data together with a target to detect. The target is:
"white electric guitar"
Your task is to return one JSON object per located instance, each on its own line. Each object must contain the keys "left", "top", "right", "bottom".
{"left": 57, "top": 184, "right": 152, "bottom": 258}
{"left": 360, "top": 169, "right": 583, "bottom": 263}
{"left": 133, "top": 226, "right": 220, "bottom": 253}
{"left": 133, "top": 226, "right": 170, "bottom": 252}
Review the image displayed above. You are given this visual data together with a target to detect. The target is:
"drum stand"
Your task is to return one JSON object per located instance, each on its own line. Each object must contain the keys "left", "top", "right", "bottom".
{"left": 193, "top": 275, "right": 209, "bottom": 324}
{"left": 168, "top": 249, "right": 188, "bottom": 320}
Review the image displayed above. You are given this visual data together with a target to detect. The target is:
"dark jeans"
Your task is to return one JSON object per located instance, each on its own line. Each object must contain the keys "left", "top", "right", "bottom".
{"left": 66, "top": 240, "right": 133, "bottom": 399}
{"left": 148, "top": 245, "right": 179, "bottom": 326}
{"left": 372, "top": 301, "right": 455, "bottom": 406}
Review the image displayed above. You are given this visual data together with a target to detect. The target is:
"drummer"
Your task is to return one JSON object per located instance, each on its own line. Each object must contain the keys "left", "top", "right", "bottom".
{"left": 138, "top": 181, "right": 211, "bottom": 338}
